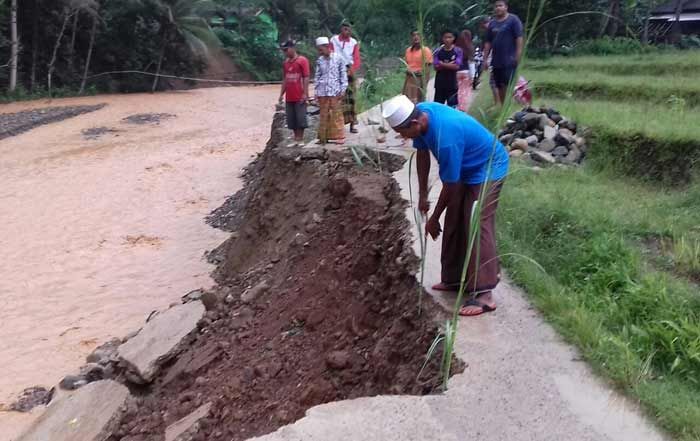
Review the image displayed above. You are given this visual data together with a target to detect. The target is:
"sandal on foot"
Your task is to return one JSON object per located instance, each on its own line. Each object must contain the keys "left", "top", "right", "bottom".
{"left": 459, "top": 298, "right": 497, "bottom": 317}
{"left": 350, "top": 128, "right": 359, "bottom": 134}
{"left": 431, "top": 282, "right": 460, "bottom": 292}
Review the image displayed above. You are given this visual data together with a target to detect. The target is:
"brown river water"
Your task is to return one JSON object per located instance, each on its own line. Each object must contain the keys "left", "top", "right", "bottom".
{"left": 0, "top": 86, "right": 277, "bottom": 438}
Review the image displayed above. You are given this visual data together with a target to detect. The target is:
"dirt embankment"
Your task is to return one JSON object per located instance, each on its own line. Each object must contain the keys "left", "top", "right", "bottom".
{"left": 110, "top": 114, "right": 460, "bottom": 440}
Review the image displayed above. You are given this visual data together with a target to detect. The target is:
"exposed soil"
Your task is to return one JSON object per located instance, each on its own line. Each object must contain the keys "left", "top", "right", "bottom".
{"left": 0, "top": 104, "right": 106, "bottom": 140}
{"left": 82, "top": 126, "right": 120, "bottom": 140}
{"left": 122, "top": 113, "right": 176, "bottom": 125}
{"left": 111, "top": 117, "right": 460, "bottom": 441}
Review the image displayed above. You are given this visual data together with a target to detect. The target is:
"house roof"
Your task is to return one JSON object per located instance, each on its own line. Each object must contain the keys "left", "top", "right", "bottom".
{"left": 652, "top": 0, "right": 700, "bottom": 15}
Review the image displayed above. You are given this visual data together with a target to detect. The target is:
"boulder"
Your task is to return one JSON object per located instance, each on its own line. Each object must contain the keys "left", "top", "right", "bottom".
{"left": 86, "top": 338, "right": 121, "bottom": 365}
{"left": 552, "top": 146, "right": 570, "bottom": 157}
{"left": 525, "top": 135, "right": 539, "bottom": 146}
{"left": 565, "top": 146, "right": 582, "bottom": 163}
{"left": 549, "top": 113, "right": 563, "bottom": 124}
{"left": 499, "top": 134, "right": 513, "bottom": 145}
{"left": 544, "top": 126, "right": 557, "bottom": 140}
{"left": 522, "top": 112, "right": 540, "bottom": 129}
{"left": 17, "top": 381, "right": 129, "bottom": 441}
{"left": 165, "top": 403, "right": 212, "bottom": 441}
{"left": 118, "top": 301, "right": 205, "bottom": 384}
{"left": 555, "top": 131, "right": 574, "bottom": 146}
{"left": 538, "top": 114, "right": 556, "bottom": 130}
{"left": 574, "top": 136, "right": 586, "bottom": 147}
{"left": 531, "top": 150, "right": 556, "bottom": 164}
{"left": 509, "top": 149, "right": 524, "bottom": 158}
{"left": 538, "top": 138, "right": 556, "bottom": 152}
{"left": 510, "top": 138, "right": 529, "bottom": 152}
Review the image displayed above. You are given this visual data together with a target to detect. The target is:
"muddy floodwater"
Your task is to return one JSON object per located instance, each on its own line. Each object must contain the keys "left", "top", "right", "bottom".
{"left": 0, "top": 86, "right": 277, "bottom": 439}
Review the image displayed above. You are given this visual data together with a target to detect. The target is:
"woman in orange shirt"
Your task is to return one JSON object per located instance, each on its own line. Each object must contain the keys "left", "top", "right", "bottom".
{"left": 403, "top": 31, "right": 433, "bottom": 104}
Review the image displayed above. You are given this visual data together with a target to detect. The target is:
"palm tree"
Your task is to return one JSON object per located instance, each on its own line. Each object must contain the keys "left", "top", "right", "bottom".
{"left": 151, "top": 0, "right": 219, "bottom": 92}
{"left": 9, "top": 0, "right": 18, "bottom": 93}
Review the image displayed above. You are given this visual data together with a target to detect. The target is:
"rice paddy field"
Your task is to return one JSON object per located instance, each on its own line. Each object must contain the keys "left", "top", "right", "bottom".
{"left": 471, "top": 51, "right": 700, "bottom": 440}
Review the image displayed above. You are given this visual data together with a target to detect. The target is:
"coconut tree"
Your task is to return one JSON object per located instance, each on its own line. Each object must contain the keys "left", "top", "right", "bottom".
{"left": 151, "top": 0, "right": 219, "bottom": 92}
{"left": 9, "top": 0, "right": 18, "bottom": 93}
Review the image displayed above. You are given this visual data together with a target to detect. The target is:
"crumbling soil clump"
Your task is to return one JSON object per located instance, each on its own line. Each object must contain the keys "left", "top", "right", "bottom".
{"left": 113, "top": 128, "right": 460, "bottom": 440}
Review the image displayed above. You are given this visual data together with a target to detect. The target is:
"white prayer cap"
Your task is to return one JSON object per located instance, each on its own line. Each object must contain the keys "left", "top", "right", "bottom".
{"left": 316, "top": 36, "right": 330, "bottom": 46}
{"left": 382, "top": 95, "right": 416, "bottom": 128}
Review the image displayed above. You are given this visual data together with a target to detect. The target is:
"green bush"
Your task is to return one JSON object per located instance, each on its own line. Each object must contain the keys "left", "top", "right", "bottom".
{"left": 213, "top": 13, "right": 282, "bottom": 81}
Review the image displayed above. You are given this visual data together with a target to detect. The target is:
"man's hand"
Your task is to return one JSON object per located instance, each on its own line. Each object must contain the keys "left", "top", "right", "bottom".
{"left": 418, "top": 196, "right": 430, "bottom": 215}
{"left": 278, "top": 95, "right": 284, "bottom": 104}
{"left": 483, "top": 59, "right": 490, "bottom": 71}
{"left": 426, "top": 215, "right": 442, "bottom": 240}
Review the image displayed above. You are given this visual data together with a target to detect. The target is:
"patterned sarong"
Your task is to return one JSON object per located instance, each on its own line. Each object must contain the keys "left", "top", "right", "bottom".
{"left": 317, "top": 96, "right": 345, "bottom": 142}
{"left": 343, "top": 72, "right": 357, "bottom": 125}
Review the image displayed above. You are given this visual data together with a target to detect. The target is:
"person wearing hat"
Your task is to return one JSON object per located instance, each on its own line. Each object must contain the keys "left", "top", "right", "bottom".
{"left": 383, "top": 95, "right": 509, "bottom": 317}
{"left": 279, "top": 40, "right": 311, "bottom": 147}
{"left": 314, "top": 36, "right": 348, "bottom": 145}
{"left": 330, "top": 22, "right": 361, "bottom": 134}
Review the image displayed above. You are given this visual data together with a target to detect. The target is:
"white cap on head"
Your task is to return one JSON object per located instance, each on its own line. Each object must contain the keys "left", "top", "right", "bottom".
{"left": 316, "top": 36, "right": 330, "bottom": 46}
{"left": 382, "top": 95, "right": 416, "bottom": 128}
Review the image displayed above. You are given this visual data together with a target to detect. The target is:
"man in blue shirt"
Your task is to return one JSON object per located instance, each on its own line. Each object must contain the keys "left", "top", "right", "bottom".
{"left": 483, "top": 0, "right": 524, "bottom": 106}
{"left": 382, "top": 95, "right": 509, "bottom": 316}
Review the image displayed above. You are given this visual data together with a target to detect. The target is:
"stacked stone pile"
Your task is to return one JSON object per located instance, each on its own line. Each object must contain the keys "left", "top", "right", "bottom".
{"left": 499, "top": 107, "right": 589, "bottom": 165}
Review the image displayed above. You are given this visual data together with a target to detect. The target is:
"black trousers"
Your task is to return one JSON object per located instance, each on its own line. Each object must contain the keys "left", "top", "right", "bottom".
{"left": 434, "top": 86, "right": 458, "bottom": 107}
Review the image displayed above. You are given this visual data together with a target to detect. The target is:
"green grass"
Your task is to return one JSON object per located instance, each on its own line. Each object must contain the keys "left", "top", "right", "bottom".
{"left": 357, "top": 68, "right": 406, "bottom": 113}
{"left": 497, "top": 164, "right": 700, "bottom": 440}
{"left": 525, "top": 51, "right": 700, "bottom": 77}
{"left": 525, "top": 70, "right": 700, "bottom": 106}
{"left": 470, "top": 53, "right": 700, "bottom": 440}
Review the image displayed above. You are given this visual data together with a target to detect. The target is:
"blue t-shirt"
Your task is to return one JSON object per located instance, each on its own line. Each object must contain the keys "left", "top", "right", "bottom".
{"left": 486, "top": 14, "right": 523, "bottom": 68}
{"left": 413, "top": 102, "right": 509, "bottom": 185}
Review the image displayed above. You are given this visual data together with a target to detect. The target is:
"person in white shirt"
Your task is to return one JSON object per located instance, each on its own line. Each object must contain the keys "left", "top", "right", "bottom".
{"left": 314, "top": 37, "right": 348, "bottom": 145}
{"left": 330, "top": 23, "right": 362, "bottom": 134}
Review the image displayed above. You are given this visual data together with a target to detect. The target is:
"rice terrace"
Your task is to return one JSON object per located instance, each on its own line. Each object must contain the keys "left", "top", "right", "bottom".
{"left": 0, "top": 0, "right": 699, "bottom": 440}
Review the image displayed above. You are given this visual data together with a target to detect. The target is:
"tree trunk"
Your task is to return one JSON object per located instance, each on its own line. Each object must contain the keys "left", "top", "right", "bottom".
{"left": 671, "top": 0, "right": 684, "bottom": 43}
{"left": 79, "top": 13, "right": 98, "bottom": 95}
{"left": 48, "top": 10, "right": 72, "bottom": 99}
{"left": 9, "top": 0, "right": 18, "bottom": 93}
{"left": 608, "top": 0, "right": 621, "bottom": 36}
{"left": 68, "top": 10, "right": 79, "bottom": 78}
{"left": 152, "top": 32, "right": 168, "bottom": 93}
{"left": 30, "top": 0, "right": 39, "bottom": 91}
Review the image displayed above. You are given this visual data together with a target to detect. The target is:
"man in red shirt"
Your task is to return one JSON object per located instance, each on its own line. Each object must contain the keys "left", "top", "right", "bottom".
{"left": 278, "top": 40, "right": 311, "bottom": 147}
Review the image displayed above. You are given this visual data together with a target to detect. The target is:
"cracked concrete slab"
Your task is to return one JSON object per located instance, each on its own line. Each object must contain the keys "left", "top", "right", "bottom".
{"left": 17, "top": 380, "right": 129, "bottom": 441}
{"left": 269, "top": 104, "right": 669, "bottom": 441}
{"left": 118, "top": 301, "right": 205, "bottom": 383}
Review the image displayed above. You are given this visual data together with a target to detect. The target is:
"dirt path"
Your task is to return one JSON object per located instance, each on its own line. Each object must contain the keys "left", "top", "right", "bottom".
{"left": 0, "top": 86, "right": 277, "bottom": 439}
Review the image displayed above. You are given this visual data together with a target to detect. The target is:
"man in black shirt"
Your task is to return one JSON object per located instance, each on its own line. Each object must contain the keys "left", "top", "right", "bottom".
{"left": 483, "top": 0, "right": 524, "bottom": 106}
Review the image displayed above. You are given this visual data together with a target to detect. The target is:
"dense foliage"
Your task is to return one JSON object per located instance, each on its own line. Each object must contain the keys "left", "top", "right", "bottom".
{"left": 0, "top": 0, "right": 694, "bottom": 98}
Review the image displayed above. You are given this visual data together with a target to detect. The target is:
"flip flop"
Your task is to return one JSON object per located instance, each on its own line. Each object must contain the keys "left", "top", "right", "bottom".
{"left": 459, "top": 298, "right": 497, "bottom": 317}
{"left": 431, "top": 282, "right": 460, "bottom": 292}
{"left": 350, "top": 128, "right": 359, "bottom": 134}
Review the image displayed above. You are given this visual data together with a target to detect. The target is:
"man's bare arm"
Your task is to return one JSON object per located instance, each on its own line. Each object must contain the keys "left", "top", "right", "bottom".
{"left": 516, "top": 36, "right": 524, "bottom": 65}
{"left": 417, "top": 149, "right": 431, "bottom": 213}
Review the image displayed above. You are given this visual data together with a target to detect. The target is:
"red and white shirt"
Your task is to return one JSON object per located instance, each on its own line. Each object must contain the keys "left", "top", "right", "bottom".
{"left": 330, "top": 35, "right": 361, "bottom": 73}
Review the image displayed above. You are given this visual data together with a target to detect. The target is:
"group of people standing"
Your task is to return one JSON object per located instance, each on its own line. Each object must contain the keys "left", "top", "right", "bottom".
{"left": 403, "top": 0, "right": 523, "bottom": 110}
{"left": 278, "top": 22, "right": 360, "bottom": 147}
{"left": 278, "top": 1, "right": 524, "bottom": 317}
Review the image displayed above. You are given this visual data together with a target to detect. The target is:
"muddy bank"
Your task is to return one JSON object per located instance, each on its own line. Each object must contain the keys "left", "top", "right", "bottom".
{"left": 109, "top": 114, "right": 460, "bottom": 440}
{"left": 0, "top": 104, "right": 106, "bottom": 140}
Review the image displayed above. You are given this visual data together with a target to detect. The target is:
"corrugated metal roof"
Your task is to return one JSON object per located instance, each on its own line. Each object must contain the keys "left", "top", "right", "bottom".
{"left": 652, "top": 0, "right": 700, "bottom": 15}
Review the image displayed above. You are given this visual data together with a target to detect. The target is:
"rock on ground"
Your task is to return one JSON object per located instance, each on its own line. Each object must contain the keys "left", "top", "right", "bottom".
{"left": 17, "top": 380, "right": 129, "bottom": 441}
{"left": 118, "top": 301, "right": 205, "bottom": 383}
{"left": 165, "top": 402, "right": 212, "bottom": 441}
